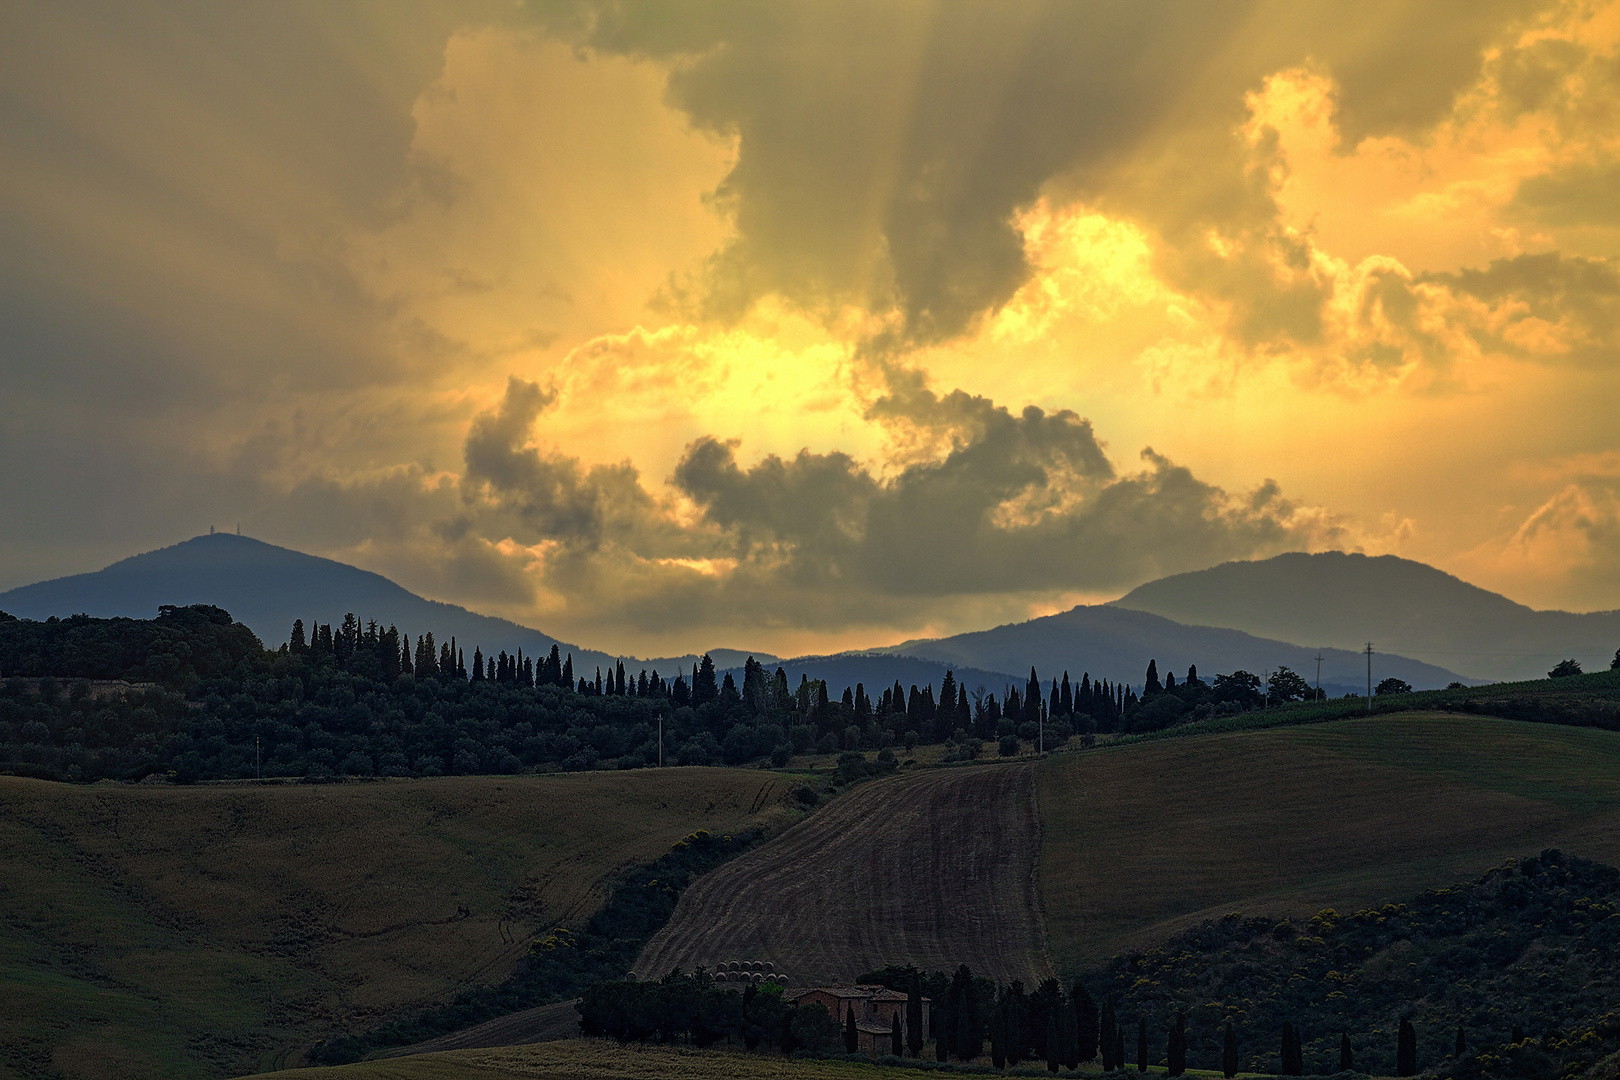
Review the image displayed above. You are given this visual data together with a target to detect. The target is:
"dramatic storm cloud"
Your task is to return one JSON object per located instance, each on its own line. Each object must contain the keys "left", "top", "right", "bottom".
{"left": 3, "top": 1, "right": 1618, "bottom": 655}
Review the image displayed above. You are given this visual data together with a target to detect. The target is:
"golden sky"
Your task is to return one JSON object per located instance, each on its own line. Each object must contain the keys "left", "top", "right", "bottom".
{"left": 3, "top": 0, "right": 1619, "bottom": 657}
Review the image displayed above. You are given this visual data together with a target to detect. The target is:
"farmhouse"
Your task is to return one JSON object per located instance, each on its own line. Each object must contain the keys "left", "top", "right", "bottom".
{"left": 785, "top": 985, "right": 928, "bottom": 1055}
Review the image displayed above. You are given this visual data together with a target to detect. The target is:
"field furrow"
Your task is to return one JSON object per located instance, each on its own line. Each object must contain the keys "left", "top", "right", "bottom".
{"left": 634, "top": 762, "right": 1051, "bottom": 987}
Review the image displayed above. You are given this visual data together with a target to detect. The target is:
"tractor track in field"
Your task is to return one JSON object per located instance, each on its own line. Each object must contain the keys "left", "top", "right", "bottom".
{"left": 634, "top": 761, "right": 1052, "bottom": 987}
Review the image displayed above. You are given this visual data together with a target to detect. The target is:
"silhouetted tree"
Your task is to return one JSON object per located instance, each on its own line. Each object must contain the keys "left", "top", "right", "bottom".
{"left": 1456, "top": 1025, "right": 1467, "bottom": 1057}
{"left": 1397, "top": 1018, "right": 1417, "bottom": 1076}
{"left": 846, "top": 1004, "right": 858, "bottom": 1054}
{"left": 1549, "top": 658, "right": 1583, "bottom": 678}
{"left": 1073, "top": 981, "right": 1098, "bottom": 1063}
{"left": 694, "top": 654, "right": 718, "bottom": 704}
{"left": 1340, "top": 1032, "right": 1353, "bottom": 1072}
{"left": 1138, "top": 1016, "right": 1149, "bottom": 1072}
{"left": 1224, "top": 1023, "right": 1239, "bottom": 1079}
{"left": 1168, "top": 1013, "right": 1186, "bottom": 1077}
{"left": 1100, "top": 999, "right": 1117, "bottom": 1070}
{"left": 1281, "top": 1021, "right": 1303, "bottom": 1076}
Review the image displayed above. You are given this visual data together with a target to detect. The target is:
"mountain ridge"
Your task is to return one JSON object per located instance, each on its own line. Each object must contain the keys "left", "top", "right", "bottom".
{"left": 0, "top": 534, "right": 771, "bottom": 677}
{"left": 0, "top": 535, "right": 1477, "bottom": 695}
{"left": 1112, "top": 550, "right": 1620, "bottom": 681}
{"left": 868, "top": 601, "right": 1468, "bottom": 694}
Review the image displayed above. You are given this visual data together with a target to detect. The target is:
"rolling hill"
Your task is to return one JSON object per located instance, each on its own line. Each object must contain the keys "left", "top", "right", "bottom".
{"left": 1037, "top": 712, "right": 1620, "bottom": 973}
{"left": 616, "top": 714, "right": 1620, "bottom": 1006}
{"left": 635, "top": 762, "right": 1051, "bottom": 988}
{"left": 871, "top": 602, "right": 1468, "bottom": 693}
{"left": 1112, "top": 550, "right": 1620, "bottom": 682}
{"left": 0, "top": 769, "right": 796, "bottom": 1080}
{"left": 0, "top": 534, "right": 772, "bottom": 679}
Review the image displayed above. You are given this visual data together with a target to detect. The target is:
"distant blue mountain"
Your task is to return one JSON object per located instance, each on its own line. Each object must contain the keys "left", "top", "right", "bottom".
{"left": 1113, "top": 551, "right": 1620, "bottom": 682}
{"left": 869, "top": 603, "right": 1472, "bottom": 694}
{"left": 0, "top": 533, "right": 1475, "bottom": 698}
{"left": 0, "top": 534, "right": 738, "bottom": 677}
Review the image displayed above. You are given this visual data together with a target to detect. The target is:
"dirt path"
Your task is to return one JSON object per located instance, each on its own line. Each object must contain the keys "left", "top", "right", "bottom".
{"left": 373, "top": 999, "right": 581, "bottom": 1058}
{"left": 634, "top": 762, "right": 1052, "bottom": 987}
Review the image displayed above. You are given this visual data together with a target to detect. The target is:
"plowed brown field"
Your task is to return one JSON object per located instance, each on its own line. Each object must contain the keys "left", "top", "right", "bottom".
{"left": 634, "top": 762, "right": 1052, "bottom": 987}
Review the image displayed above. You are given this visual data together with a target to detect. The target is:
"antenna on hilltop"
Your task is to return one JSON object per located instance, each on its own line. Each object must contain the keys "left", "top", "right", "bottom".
{"left": 1314, "top": 652, "right": 1324, "bottom": 702}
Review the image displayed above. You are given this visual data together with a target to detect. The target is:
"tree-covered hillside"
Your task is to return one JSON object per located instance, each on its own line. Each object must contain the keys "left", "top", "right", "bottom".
{"left": 1094, "top": 851, "right": 1620, "bottom": 1080}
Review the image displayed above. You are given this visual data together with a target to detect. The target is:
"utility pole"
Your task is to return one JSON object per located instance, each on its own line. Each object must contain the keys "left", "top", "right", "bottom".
{"left": 1365, "top": 642, "right": 1374, "bottom": 713}
{"left": 255, "top": 735, "right": 261, "bottom": 780}
{"left": 657, "top": 714, "right": 664, "bottom": 767}
{"left": 1314, "top": 652, "right": 1324, "bottom": 702}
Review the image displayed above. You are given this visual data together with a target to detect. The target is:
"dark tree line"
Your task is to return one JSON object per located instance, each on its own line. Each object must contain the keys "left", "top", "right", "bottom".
{"left": 3, "top": 605, "right": 1366, "bottom": 784}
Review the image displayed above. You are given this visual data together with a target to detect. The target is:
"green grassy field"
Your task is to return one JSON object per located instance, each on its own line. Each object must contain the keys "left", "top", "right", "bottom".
{"left": 0, "top": 769, "right": 798, "bottom": 1080}
{"left": 1037, "top": 711, "right": 1620, "bottom": 974}
{"left": 237, "top": 1037, "right": 1275, "bottom": 1079}
{"left": 238, "top": 1037, "right": 1368, "bottom": 1079}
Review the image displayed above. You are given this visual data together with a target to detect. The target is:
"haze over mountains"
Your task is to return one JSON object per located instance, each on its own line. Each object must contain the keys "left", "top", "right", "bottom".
{"left": 1113, "top": 551, "right": 1620, "bottom": 682}
{"left": 869, "top": 604, "right": 1465, "bottom": 696}
{"left": 0, "top": 534, "right": 1501, "bottom": 695}
{"left": 0, "top": 535, "right": 770, "bottom": 680}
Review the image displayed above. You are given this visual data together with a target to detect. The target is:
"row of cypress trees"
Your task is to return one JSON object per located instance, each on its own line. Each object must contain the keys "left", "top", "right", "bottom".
{"left": 1097, "top": 1007, "right": 1427, "bottom": 1077}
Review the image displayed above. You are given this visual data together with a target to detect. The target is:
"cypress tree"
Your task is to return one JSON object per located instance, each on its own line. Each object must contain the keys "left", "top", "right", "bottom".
{"left": 1115, "top": 1026, "right": 1125, "bottom": 1073}
{"left": 955, "top": 965, "right": 982, "bottom": 1061}
{"left": 1340, "top": 1032, "right": 1353, "bottom": 1072}
{"left": 399, "top": 636, "right": 412, "bottom": 675}
{"left": 908, "top": 975, "right": 924, "bottom": 1056}
{"left": 1144, "top": 659, "right": 1161, "bottom": 695}
{"left": 1397, "top": 1018, "right": 1417, "bottom": 1076}
{"left": 846, "top": 1004, "right": 859, "bottom": 1054}
{"left": 1456, "top": 1025, "right": 1466, "bottom": 1057}
{"left": 1512, "top": 1025, "right": 1526, "bottom": 1046}
{"left": 1281, "top": 1021, "right": 1303, "bottom": 1076}
{"left": 290, "top": 619, "right": 307, "bottom": 654}
{"left": 1060, "top": 672, "right": 1072, "bottom": 715}
{"left": 957, "top": 690, "right": 972, "bottom": 732}
{"left": 1047, "top": 1009, "right": 1061, "bottom": 1073}
{"left": 1073, "top": 982, "right": 1098, "bottom": 1063}
{"left": 1027, "top": 667, "right": 1042, "bottom": 722}
{"left": 991, "top": 995, "right": 1008, "bottom": 1069}
{"left": 1168, "top": 1013, "right": 1186, "bottom": 1077}
{"left": 939, "top": 670, "right": 957, "bottom": 721}
{"left": 562, "top": 653, "right": 573, "bottom": 687}
{"left": 893, "top": 1012, "right": 904, "bottom": 1056}
{"left": 1223, "top": 1023, "right": 1239, "bottom": 1079}
{"left": 1061, "top": 996, "right": 1080, "bottom": 1071}
{"left": 471, "top": 647, "right": 485, "bottom": 681}
{"left": 1100, "top": 999, "right": 1116, "bottom": 1069}
{"left": 695, "top": 654, "right": 718, "bottom": 704}
{"left": 1138, "top": 1016, "right": 1148, "bottom": 1072}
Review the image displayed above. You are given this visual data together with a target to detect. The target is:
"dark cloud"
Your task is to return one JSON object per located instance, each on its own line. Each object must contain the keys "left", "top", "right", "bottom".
{"left": 1515, "top": 161, "right": 1620, "bottom": 227}
{"left": 1421, "top": 253, "right": 1620, "bottom": 364}
{"left": 451, "top": 374, "right": 1330, "bottom": 636}
{"left": 537, "top": 0, "right": 1537, "bottom": 345}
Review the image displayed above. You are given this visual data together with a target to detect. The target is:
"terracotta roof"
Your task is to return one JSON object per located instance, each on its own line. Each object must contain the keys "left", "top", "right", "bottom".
{"left": 857, "top": 1020, "right": 897, "bottom": 1034}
